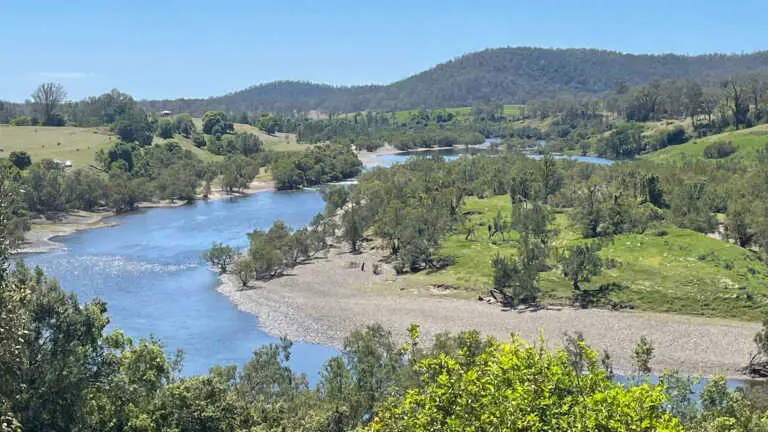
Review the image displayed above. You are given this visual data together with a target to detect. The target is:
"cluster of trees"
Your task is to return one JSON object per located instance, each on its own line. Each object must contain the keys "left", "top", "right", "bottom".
{"left": 156, "top": 113, "right": 196, "bottom": 139}
{"left": 333, "top": 149, "right": 768, "bottom": 307}
{"left": 721, "top": 148, "right": 768, "bottom": 254}
{"left": 272, "top": 144, "right": 362, "bottom": 190}
{"left": 221, "top": 218, "right": 331, "bottom": 287}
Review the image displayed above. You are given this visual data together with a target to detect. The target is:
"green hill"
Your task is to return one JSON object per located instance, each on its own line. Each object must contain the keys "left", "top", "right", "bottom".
{"left": 140, "top": 47, "right": 768, "bottom": 115}
{"left": 644, "top": 124, "right": 768, "bottom": 162}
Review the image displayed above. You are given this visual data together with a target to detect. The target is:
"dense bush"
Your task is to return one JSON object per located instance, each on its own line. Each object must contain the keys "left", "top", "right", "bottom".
{"left": 8, "top": 151, "right": 31, "bottom": 170}
{"left": 272, "top": 144, "right": 362, "bottom": 190}
{"left": 9, "top": 116, "right": 31, "bottom": 126}
{"left": 703, "top": 141, "right": 738, "bottom": 159}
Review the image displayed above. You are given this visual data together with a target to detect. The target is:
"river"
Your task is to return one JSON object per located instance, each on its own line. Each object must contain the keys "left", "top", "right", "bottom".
{"left": 375, "top": 148, "right": 614, "bottom": 167}
{"left": 19, "top": 149, "right": 754, "bottom": 390}
{"left": 23, "top": 190, "right": 337, "bottom": 377}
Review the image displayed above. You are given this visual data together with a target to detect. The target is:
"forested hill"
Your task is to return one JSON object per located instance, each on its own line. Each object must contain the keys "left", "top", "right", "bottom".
{"left": 140, "top": 47, "right": 768, "bottom": 115}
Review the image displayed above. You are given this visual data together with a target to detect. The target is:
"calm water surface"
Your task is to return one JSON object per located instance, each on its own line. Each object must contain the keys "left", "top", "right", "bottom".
{"left": 374, "top": 147, "right": 614, "bottom": 168}
{"left": 23, "top": 190, "right": 337, "bottom": 377}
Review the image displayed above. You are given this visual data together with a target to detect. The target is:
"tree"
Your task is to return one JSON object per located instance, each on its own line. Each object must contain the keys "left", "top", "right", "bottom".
{"left": 342, "top": 205, "right": 366, "bottom": 253}
{"left": 490, "top": 234, "right": 546, "bottom": 306}
{"left": 321, "top": 185, "right": 349, "bottom": 215}
{"left": 682, "top": 79, "right": 703, "bottom": 127}
{"left": 232, "top": 257, "right": 255, "bottom": 288}
{"left": 2, "top": 263, "right": 110, "bottom": 431}
{"left": 112, "top": 108, "right": 154, "bottom": 146}
{"left": 559, "top": 242, "right": 603, "bottom": 291}
{"left": 632, "top": 335, "right": 655, "bottom": 375}
{"left": 64, "top": 169, "right": 106, "bottom": 211}
{"left": 725, "top": 201, "right": 754, "bottom": 248}
{"left": 23, "top": 159, "right": 66, "bottom": 212}
{"left": 8, "top": 151, "right": 31, "bottom": 170}
{"left": 31, "top": 82, "right": 66, "bottom": 126}
{"left": 202, "top": 111, "right": 233, "bottom": 136}
{"left": 727, "top": 78, "right": 750, "bottom": 129}
{"left": 257, "top": 113, "right": 278, "bottom": 135}
{"left": 247, "top": 229, "right": 287, "bottom": 279}
{"left": 220, "top": 155, "right": 258, "bottom": 193}
{"left": 510, "top": 202, "right": 553, "bottom": 244}
{"left": 203, "top": 242, "right": 237, "bottom": 274}
{"left": 156, "top": 118, "right": 175, "bottom": 139}
{"left": 173, "top": 113, "right": 196, "bottom": 137}
{"left": 107, "top": 172, "right": 149, "bottom": 213}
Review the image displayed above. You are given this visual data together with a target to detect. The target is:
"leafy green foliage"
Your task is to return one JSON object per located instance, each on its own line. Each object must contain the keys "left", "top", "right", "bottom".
{"left": 559, "top": 242, "right": 603, "bottom": 291}
{"left": 206, "top": 132, "right": 263, "bottom": 156}
{"left": 632, "top": 335, "right": 655, "bottom": 375}
{"left": 9, "top": 116, "right": 30, "bottom": 126}
{"left": 7, "top": 152, "right": 31, "bottom": 171}
{"left": 272, "top": 144, "right": 361, "bottom": 190}
{"left": 243, "top": 220, "right": 327, "bottom": 280}
{"left": 201, "top": 111, "right": 234, "bottom": 136}
{"left": 111, "top": 107, "right": 154, "bottom": 146}
{"left": 704, "top": 141, "right": 739, "bottom": 159}
{"left": 203, "top": 242, "right": 237, "bottom": 274}
{"left": 369, "top": 335, "right": 682, "bottom": 431}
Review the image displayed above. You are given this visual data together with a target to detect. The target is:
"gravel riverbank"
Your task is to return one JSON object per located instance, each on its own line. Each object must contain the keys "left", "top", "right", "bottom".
{"left": 217, "top": 244, "right": 760, "bottom": 378}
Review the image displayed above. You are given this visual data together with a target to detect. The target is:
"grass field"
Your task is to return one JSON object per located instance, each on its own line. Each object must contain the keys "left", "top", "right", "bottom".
{"left": 190, "top": 118, "right": 305, "bottom": 152}
{"left": 0, "top": 125, "right": 114, "bottom": 168}
{"left": 644, "top": 124, "right": 768, "bottom": 162}
{"left": 391, "top": 104, "right": 527, "bottom": 123}
{"left": 0, "top": 120, "right": 305, "bottom": 171}
{"left": 412, "top": 195, "right": 768, "bottom": 320}
{"left": 232, "top": 123, "right": 306, "bottom": 152}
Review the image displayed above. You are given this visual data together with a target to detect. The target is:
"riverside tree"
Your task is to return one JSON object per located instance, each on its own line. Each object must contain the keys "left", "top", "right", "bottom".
{"left": 232, "top": 257, "right": 255, "bottom": 287}
{"left": 203, "top": 242, "right": 237, "bottom": 274}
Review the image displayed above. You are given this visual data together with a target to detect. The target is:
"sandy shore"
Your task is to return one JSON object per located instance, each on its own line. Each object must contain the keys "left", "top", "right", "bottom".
{"left": 218, "top": 243, "right": 761, "bottom": 378}
{"left": 356, "top": 144, "right": 402, "bottom": 168}
{"left": 16, "top": 180, "right": 277, "bottom": 254}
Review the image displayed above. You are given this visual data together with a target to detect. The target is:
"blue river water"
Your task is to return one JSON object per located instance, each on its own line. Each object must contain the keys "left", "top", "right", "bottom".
{"left": 375, "top": 148, "right": 614, "bottom": 167}
{"left": 23, "top": 190, "right": 338, "bottom": 378}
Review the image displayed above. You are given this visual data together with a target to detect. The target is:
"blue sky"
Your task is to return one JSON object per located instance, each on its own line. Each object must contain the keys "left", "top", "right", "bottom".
{"left": 1, "top": 0, "right": 766, "bottom": 101}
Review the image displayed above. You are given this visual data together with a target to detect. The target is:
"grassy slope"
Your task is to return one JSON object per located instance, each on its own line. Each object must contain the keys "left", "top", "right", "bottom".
{"left": 191, "top": 118, "right": 305, "bottom": 152}
{"left": 391, "top": 105, "right": 526, "bottom": 123}
{"left": 412, "top": 195, "right": 768, "bottom": 320}
{"left": 0, "top": 125, "right": 114, "bottom": 168}
{"left": 232, "top": 123, "right": 306, "bottom": 152}
{"left": 644, "top": 124, "right": 768, "bottom": 162}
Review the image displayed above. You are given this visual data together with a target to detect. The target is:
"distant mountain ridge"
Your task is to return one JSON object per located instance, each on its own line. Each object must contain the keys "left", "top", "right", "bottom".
{"left": 140, "top": 47, "right": 768, "bottom": 115}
